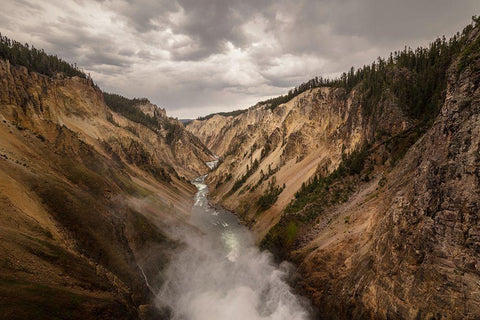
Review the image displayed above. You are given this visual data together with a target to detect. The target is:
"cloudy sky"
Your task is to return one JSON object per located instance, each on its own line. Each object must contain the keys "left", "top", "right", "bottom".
{"left": 1, "top": 0, "right": 479, "bottom": 118}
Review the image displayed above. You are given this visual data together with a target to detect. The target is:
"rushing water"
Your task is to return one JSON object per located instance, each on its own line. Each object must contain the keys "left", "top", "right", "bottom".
{"left": 156, "top": 164, "right": 312, "bottom": 320}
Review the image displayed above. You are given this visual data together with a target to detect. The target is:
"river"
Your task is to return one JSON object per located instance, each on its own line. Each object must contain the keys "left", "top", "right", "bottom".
{"left": 155, "top": 163, "right": 313, "bottom": 320}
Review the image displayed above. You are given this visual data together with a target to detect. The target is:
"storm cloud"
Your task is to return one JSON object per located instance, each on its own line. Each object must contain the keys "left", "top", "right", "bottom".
{"left": 1, "top": 0, "right": 478, "bottom": 118}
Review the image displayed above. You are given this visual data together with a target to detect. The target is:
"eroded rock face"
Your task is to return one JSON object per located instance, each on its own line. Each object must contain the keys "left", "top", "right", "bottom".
{"left": 137, "top": 103, "right": 167, "bottom": 118}
{"left": 186, "top": 26, "right": 480, "bottom": 320}
{"left": 295, "top": 40, "right": 480, "bottom": 320}
{"left": 0, "top": 59, "right": 213, "bottom": 319}
{"left": 187, "top": 87, "right": 409, "bottom": 238}
{"left": 369, "top": 60, "right": 479, "bottom": 319}
{"left": 0, "top": 59, "right": 213, "bottom": 181}
{"left": 187, "top": 114, "right": 232, "bottom": 154}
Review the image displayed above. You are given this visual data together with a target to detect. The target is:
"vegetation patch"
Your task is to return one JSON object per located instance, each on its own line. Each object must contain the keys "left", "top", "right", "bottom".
{"left": 458, "top": 17, "right": 480, "bottom": 73}
{"left": 164, "top": 121, "right": 183, "bottom": 145}
{"left": 0, "top": 278, "right": 131, "bottom": 320}
{"left": 259, "top": 16, "right": 480, "bottom": 125}
{"left": 63, "top": 160, "right": 107, "bottom": 194}
{"left": 103, "top": 92, "right": 159, "bottom": 132}
{"left": 196, "top": 108, "right": 247, "bottom": 121}
{"left": 0, "top": 34, "right": 87, "bottom": 78}
{"left": 22, "top": 239, "right": 112, "bottom": 291}
{"left": 228, "top": 158, "right": 260, "bottom": 194}
{"left": 256, "top": 178, "right": 285, "bottom": 211}
{"left": 30, "top": 177, "right": 139, "bottom": 290}
{"left": 261, "top": 145, "right": 369, "bottom": 259}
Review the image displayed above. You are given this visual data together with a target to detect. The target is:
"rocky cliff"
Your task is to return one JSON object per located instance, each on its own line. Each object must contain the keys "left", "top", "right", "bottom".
{"left": 295, "top": 35, "right": 480, "bottom": 319}
{"left": 187, "top": 20, "right": 480, "bottom": 319}
{"left": 187, "top": 83, "right": 410, "bottom": 239}
{"left": 0, "top": 59, "right": 213, "bottom": 319}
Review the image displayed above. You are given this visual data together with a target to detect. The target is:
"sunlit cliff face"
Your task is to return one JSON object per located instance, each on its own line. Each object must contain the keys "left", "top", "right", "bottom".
{"left": 155, "top": 176, "right": 313, "bottom": 320}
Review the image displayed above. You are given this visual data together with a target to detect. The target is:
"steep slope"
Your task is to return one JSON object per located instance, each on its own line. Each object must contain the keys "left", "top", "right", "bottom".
{"left": 296, "top": 28, "right": 480, "bottom": 319}
{"left": 188, "top": 81, "right": 410, "bottom": 239}
{"left": 0, "top": 58, "right": 213, "bottom": 319}
{"left": 188, "top": 19, "right": 480, "bottom": 319}
{"left": 187, "top": 113, "right": 233, "bottom": 154}
{"left": 102, "top": 92, "right": 213, "bottom": 180}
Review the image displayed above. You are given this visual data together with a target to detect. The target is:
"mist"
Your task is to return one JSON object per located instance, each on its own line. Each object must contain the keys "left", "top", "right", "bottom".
{"left": 155, "top": 176, "right": 313, "bottom": 320}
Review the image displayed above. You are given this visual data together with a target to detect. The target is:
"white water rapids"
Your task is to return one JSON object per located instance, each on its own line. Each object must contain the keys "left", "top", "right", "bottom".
{"left": 155, "top": 160, "right": 313, "bottom": 320}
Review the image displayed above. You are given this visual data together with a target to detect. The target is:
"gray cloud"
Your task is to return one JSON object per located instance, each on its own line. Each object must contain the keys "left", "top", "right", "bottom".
{"left": 105, "top": 0, "right": 275, "bottom": 60}
{"left": 0, "top": 0, "right": 478, "bottom": 118}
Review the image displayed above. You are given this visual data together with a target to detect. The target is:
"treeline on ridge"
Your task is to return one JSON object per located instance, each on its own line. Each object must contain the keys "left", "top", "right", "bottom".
{"left": 261, "top": 16, "right": 480, "bottom": 121}
{"left": 0, "top": 33, "right": 87, "bottom": 79}
{"left": 103, "top": 93, "right": 160, "bottom": 132}
{"left": 103, "top": 92, "right": 185, "bottom": 145}
{"left": 0, "top": 33, "right": 166, "bottom": 134}
{"left": 196, "top": 16, "right": 479, "bottom": 125}
{"left": 196, "top": 108, "right": 248, "bottom": 121}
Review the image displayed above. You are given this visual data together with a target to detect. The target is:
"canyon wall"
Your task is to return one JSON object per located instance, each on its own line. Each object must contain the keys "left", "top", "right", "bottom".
{"left": 187, "top": 85, "right": 410, "bottom": 239}
{"left": 187, "top": 24, "right": 480, "bottom": 319}
{"left": 0, "top": 59, "right": 213, "bottom": 319}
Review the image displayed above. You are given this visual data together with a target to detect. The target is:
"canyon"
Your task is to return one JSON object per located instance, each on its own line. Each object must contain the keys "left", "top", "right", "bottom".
{"left": 0, "top": 58, "right": 213, "bottom": 319}
{"left": 0, "top": 17, "right": 479, "bottom": 320}
{"left": 187, "top": 21, "right": 480, "bottom": 319}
